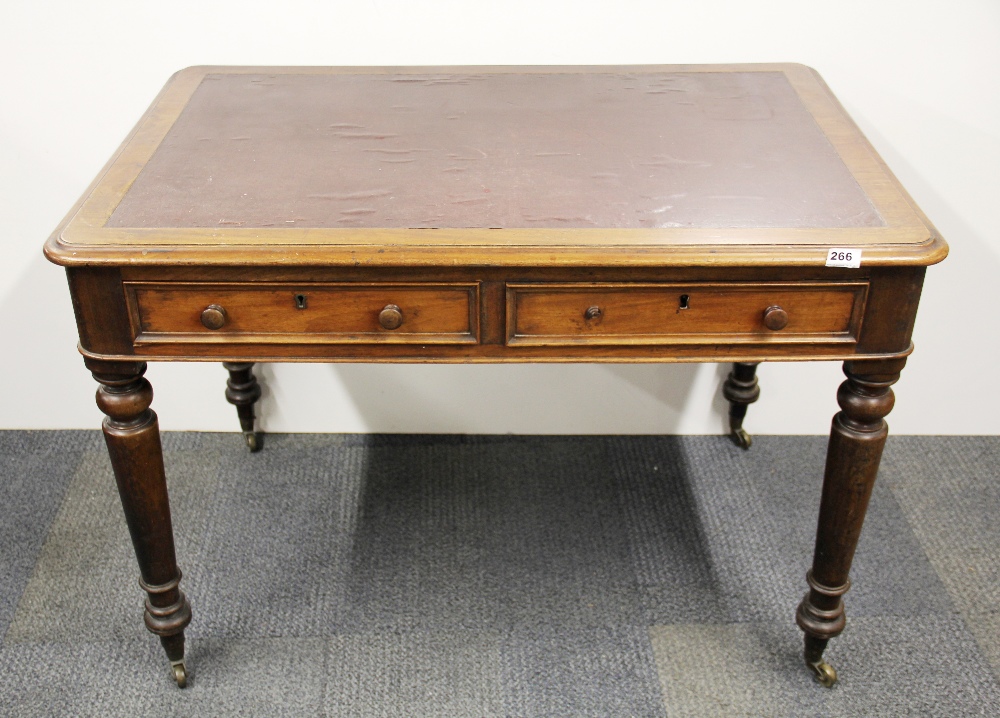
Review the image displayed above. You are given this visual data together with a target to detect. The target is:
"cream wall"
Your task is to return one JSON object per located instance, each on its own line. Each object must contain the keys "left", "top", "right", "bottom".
{"left": 2, "top": 1, "right": 997, "bottom": 434}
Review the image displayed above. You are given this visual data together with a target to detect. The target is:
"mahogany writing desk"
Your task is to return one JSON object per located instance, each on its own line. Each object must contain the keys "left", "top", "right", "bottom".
{"left": 45, "top": 65, "right": 946, "bottom": 689}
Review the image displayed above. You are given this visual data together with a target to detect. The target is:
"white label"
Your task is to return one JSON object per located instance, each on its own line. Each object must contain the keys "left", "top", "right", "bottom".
{"left": 825, "top": 248, "right": 862, "bottom": 268}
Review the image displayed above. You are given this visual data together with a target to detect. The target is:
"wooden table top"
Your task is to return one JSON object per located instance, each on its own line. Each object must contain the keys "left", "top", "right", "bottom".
{"left": 46, "top": 65, "right": 945, "bottom": 268}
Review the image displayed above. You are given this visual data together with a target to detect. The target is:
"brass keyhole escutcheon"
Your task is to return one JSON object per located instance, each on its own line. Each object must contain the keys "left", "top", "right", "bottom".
{"left": 201, "top": 304, "right": 227, "bottom": 330}
{"left": 379, "top": 304, "right": 404, "bottom": 330}
{"left": 584, "top": 305, "right": 603, "bottom": 321}
{"left": 763, "top": 305, "right": 789, "bottom": 331}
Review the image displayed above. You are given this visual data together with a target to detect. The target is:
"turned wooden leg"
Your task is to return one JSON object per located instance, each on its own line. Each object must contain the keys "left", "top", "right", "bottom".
{"left": 722, "top": 362, "right": 760, "bottom": 449}
{"left": 796, "top": 358, "right": 903, "bottom": 687}
{"left": 90, "top": 360, "right": 192, "bottom": 687}
{"left": 223, "top": 362, "right": 263, "bottom": 452}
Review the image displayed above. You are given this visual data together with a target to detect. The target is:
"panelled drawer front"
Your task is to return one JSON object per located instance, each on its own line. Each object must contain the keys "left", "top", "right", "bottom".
{"left": 506, "top": 282, "right": 867, "bottom": 346}
{"left": 126, "top": 282, "right": 480, "bottom": 345}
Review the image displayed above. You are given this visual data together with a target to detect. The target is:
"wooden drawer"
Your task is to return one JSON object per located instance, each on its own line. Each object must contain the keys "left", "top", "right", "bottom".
{"left": 125, "top": 282, "right": 480, "bottom": 345}
{"left": 506, "top": 282, "right": 867, "bottom": 346}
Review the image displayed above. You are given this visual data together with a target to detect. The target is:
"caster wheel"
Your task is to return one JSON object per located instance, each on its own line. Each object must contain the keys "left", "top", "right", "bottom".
{"left": 809, "top": 660, "right": 837, "bottom": 688}
{"left": 171, "top": 661, "right": 188, "bottom": 688}
{"left": 244, "top": 432, "right": 261, "bottom": 452}
{"left": 730, "top": 427, "right": 752, "bottom": 450}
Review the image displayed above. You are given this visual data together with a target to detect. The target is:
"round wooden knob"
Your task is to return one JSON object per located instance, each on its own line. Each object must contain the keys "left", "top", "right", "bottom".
{"left": 763, "top": 305, "right": 788, "bottom": 331}
{"left": 201, "top": 304, "right": 227, "bottom": 330}
{"left": 378, "top": 304, "right": 403, "bottom": 330}
{"left": 584, "top": 305, "right": 603, "bottom": 321}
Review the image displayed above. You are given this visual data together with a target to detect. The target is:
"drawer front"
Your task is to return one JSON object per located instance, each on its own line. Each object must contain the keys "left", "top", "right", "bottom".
{"left": 506, "top": 282, "right": 866, "bottom": 346}
{"left": 126, "top": 282, "right": 480, "bottom": 345}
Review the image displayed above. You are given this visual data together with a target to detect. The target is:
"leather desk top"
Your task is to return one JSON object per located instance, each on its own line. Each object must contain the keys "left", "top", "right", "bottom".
{"left": 45, "top": 64, "right": 945, "bottom": 269}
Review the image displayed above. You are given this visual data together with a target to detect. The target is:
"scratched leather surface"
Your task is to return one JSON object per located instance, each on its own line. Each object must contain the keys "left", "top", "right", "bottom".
{"left": 108, "top": 71, "right": 882, "bottom": 230}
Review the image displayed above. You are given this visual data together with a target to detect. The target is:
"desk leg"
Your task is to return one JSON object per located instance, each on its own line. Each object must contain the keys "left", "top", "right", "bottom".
{"left": 223, "top": 362, "right": 263, "bottom": 452}
{"left": 796, "top": 359, "right": 902, "bottom": 687}
{"left": 722, "top": 362, "right": 760, "bottom": 449}
{"left": 90, "top": 360, "right": 193, "bottom": 688}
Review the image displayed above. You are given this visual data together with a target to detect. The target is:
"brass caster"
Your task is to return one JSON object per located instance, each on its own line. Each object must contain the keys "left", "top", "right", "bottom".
{"left": 244, "top": 432, "right": 261, "bottom": 452}
{"left": 730, "top": 427, "right": 752, "bottom": 450}
{"left": 170, "top": 660, "right": 188, "bottom": 688}
{"left": 808, "top": 660, "right": 838, "bottom": 688}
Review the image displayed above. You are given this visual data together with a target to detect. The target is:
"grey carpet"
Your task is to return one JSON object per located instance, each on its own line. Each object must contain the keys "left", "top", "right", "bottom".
{"left": 1, "top": 431, "right": 998, "bottom": 717}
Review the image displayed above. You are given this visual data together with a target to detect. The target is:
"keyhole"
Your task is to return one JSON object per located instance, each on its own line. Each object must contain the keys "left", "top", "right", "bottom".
{"left": 679, "top": 294, "right": 690, "bottom": 310}
{"left": 295, "top": 293, "right": 307, "bottom": 309}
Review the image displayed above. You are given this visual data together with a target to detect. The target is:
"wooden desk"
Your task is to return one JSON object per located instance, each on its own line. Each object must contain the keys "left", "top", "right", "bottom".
{"left": 44, "top": 65, "right": 946, "bottom": 689}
